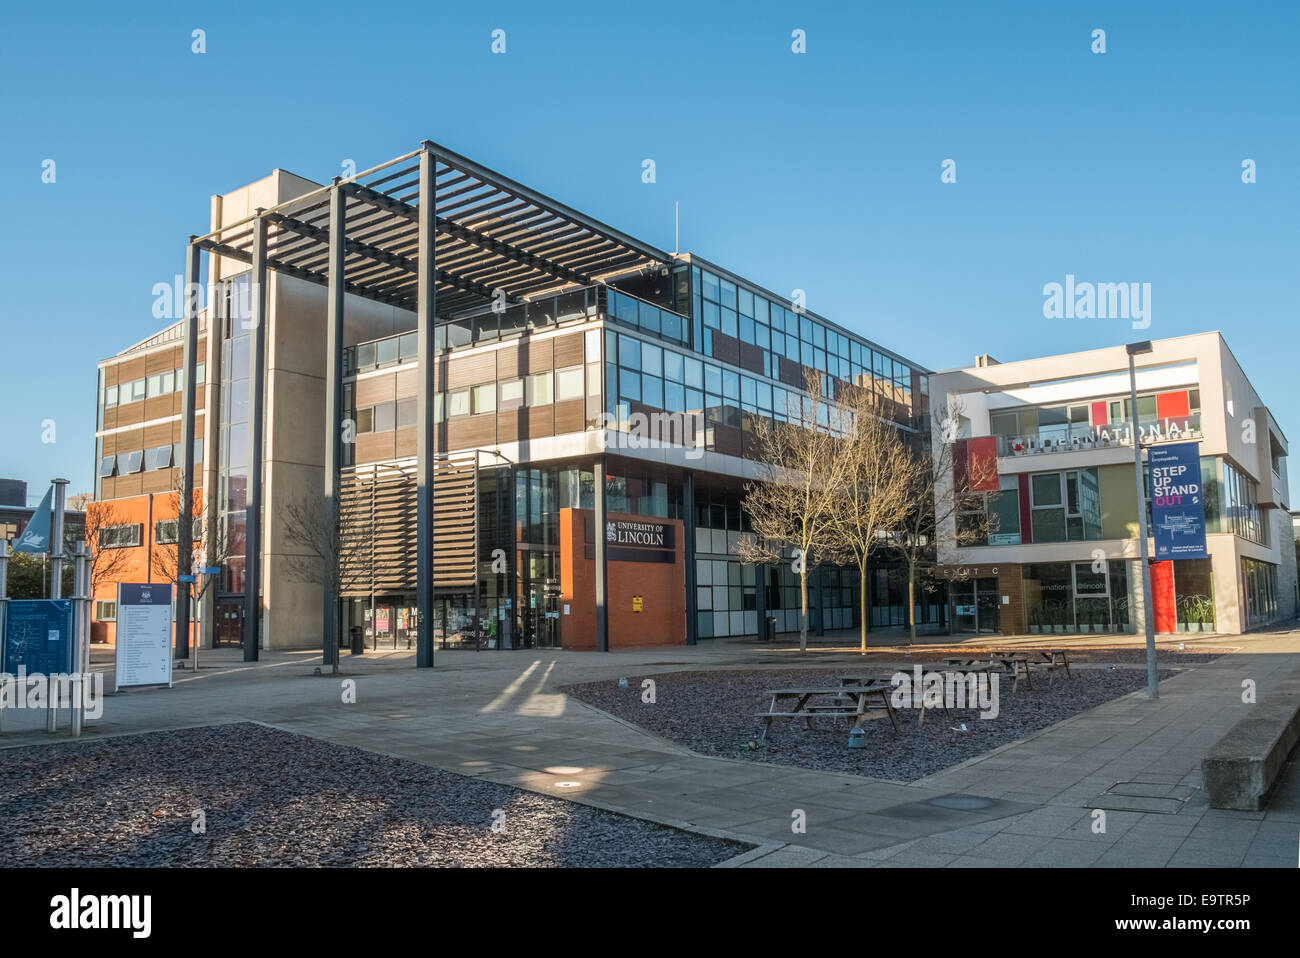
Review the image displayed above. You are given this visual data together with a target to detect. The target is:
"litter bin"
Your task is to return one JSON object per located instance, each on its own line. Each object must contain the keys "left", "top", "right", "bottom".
{"left": 349, "top": 625, "right": 365, "bottom": 655}
{"left": 764, "top": 615, "right": 777, "bottom": 643}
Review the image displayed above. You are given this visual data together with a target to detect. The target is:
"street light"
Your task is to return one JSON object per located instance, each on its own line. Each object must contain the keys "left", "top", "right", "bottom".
{"left": 1126, "top": 340, "right": 1158, "bottom": 699}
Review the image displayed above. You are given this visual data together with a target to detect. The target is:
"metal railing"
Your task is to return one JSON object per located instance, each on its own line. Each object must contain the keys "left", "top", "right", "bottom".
{"left": 343, "top": 285, "right": 688, "bottom": 376}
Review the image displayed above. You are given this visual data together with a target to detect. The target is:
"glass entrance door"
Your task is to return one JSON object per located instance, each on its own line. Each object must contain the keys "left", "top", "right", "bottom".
{"left": 518, "top": 550, "right": 560, "bottom": 649}
{"left": 952, "top": 578, "right": 999, "bottom": 634}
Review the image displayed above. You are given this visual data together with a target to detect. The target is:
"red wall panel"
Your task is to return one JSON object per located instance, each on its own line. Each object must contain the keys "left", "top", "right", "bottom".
{"left": 1150, "top": 560, "right": 1176, "bottom": 633}
{"left": 1157, "top": 391, "right": 1190, "bottom": 420}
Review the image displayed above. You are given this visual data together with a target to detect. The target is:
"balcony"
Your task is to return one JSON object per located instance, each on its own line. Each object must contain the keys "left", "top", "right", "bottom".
{"left": 995, "top": 413, "right": 1203, "bottom": 457}
{"left": 344, "top": 285, "right": 687, "bottom": 375}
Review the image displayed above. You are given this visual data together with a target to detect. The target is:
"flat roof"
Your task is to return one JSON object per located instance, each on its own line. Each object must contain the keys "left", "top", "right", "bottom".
{"left": 193, "top": 140, "right": 674, "bottom": 318}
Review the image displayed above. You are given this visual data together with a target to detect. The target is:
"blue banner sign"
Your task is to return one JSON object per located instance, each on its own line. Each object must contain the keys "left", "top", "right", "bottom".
{"left": 3, "top": 599, "right": 74, "bottom": 674}
{"left": 1149, "top": 442, "right": 1207, "bottom": 560}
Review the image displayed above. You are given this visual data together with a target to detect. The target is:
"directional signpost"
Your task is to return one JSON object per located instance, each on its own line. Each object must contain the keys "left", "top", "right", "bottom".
{"left": 114, "top": 583, "right": 174, "bottom": 691}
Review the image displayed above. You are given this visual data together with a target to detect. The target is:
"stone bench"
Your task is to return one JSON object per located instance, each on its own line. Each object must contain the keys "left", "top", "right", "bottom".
{"left": 1201, "top": 666, "right": 1300, "bottom": 810}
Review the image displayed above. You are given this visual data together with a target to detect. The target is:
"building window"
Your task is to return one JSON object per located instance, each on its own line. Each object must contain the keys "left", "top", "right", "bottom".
{"left": 98, "top": 456, "right": 117, "bottom": 478}
{"left": 500, "top": 379, "right": 524, "bottom": 409}
{"left": 126, "top": 378, "right": 146, "bottom": 402}
{"left": 116, "top": 450, "right": 144, "bottom": 475}
{"left": 1242, "top": 558, "right": 1278, "bottom": 628}
{"left": 356, "top": 407, "right": 374, "bottom": 433}
{"left": 527, "top": 372, "right": 553, "bottom": 406}
{"left": 95, "top": 600, "right": 117, "bottom": 622}
{"left": 471, "top": 384, "right": 496, "bottom": 415}
{"left": 101, "top": 524, "right": 142, "bottom": 549}
{"left": 155, "top": 518, "right": 179, "bottom": 544}
{"left": 373, "top": 401, "right": 396, "bottom": 432}
{"left": 1223, "top": 460, "right": 1263, "bottom": 544}
{"left": 103, "top": 385, "right": 119, "bottom": 408}
{"left": 1029, "top": 469, "right": 1100, "bottom": 542}
{"left": 555, "top": 366, "right": 584, "bottom": 402}
{"left": 146, "top": 444, "right": 173, "bottom": 471}
{"left": 447, "top": 390, "right": 470, "bottom": 418}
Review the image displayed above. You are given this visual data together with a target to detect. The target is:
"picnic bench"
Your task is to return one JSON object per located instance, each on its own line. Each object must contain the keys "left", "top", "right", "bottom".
{"left": 850, "top": 669, "right": 966, "bottom": 725}
{"left": 989, "top": 649, "right": 1072, "bottom": 690}
{"left": 756, "top": 686, "right": 899, "bottom": 740}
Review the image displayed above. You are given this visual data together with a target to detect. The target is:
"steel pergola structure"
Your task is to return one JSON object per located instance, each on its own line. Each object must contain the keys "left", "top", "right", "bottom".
{"left": 175, "top": 140, "right": 673, "bottom": 666}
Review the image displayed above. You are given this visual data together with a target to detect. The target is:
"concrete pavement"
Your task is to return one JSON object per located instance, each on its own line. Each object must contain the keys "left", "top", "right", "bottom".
{"left": 2, "top": 629, "right": 1297, "bottom": 867}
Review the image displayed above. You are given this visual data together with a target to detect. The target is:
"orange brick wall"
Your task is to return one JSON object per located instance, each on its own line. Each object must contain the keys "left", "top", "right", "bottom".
{"left": 87, "top": 491, "right": 197, "bottom": 644}
{"left": 559, "top": 508, "right": 686, "bottom": 649}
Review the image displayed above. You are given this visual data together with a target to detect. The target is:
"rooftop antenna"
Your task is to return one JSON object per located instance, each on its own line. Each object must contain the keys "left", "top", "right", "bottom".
{"left": 673, "top": 201, "right": 679, "bottom": 256}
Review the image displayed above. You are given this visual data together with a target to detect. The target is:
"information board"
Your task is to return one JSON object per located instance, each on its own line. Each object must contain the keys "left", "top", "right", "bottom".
{"left": 1149, "top": 442, "right": 1208, "bottom": 560}
{"left": 114, "top": 583, "right": 174, "bottom": 689}
{"left": 2, "top": 599, "right": 74, "bottom": 675}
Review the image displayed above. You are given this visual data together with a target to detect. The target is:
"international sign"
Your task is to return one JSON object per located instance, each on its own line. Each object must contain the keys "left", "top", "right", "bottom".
{"left": 1149, "top": 442, "right": 1207, "bottom": 560}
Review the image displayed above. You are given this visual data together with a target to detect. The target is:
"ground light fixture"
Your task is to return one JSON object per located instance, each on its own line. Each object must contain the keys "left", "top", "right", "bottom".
{"left": 1126, "top": 339, "right": 1159, "bottom": 700}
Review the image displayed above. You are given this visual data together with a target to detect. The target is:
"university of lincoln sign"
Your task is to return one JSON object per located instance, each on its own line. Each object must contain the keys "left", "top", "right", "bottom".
{"left": 585, "top": 519, "right": 676, "bottom": 563}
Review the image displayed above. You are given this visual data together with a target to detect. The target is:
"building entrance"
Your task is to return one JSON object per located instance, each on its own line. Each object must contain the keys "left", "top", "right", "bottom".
{"left": 951, "top": 577, "right": 1000, "bottom": 634}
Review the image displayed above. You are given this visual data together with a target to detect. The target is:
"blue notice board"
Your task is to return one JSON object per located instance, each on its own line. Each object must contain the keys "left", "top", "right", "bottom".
{"left": 1149, "top": 442, "right": 1207, "bottom": 560}
{"left": 3, "top": 599, "right": 75, "bottom": 675}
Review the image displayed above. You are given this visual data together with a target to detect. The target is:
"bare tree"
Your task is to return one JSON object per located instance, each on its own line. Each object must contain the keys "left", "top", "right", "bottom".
{"left": 739, "top": 370, "right": 854, "bottom": 653}
{"left": 281, "top": 483, "right": 376, "bottom": 674}
{"left": 883, "top": 397, "right": 995, "bottom": 646}
{"left": 828, "top": 387, "right": 920, "bottom": 654}
{"left": 84, "top": 500, "right": 138, "bottom": 598}
{"left": 151, "top": 470, "right": 231, "bottom": 645}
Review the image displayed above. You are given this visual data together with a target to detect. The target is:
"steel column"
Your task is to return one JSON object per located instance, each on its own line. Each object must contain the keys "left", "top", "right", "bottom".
{"left": 243, "top": 213, "right": 268, "bottom": 661}
{"left": 49, "top": 478, "right": 68, "bottom": 599}
{"left": 682, "top": 470, "right": 697, "bottom": 645}
{"left": 323, "top": 182, "right": 346, "bottom": 669}
{"left": 594, "top": 456, "right": 609, "bottom": 652}
{"left": 416, "top": 146, "right": 437, "bottom": 668}
{"left": 177, "top": 241, "right": 200, "bottom": 658}
{"left": 1129, "top": 353, "right": 1158, "bottom": 699}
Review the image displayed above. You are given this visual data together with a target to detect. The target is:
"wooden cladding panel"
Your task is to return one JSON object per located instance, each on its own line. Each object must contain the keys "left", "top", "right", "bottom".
{"left": 339, "top": 457, "right": 478, "bottom": 596}
{"left": 394, "top": 426, "right": 417, "bottom": 459}
{"left": 553, "top": 332, "right": 585, "bottom": 368}
{"left": 447, "top": 351, "right": 497, "bottom": 389}
{"left": 355, "top": 431, "right": 395, "bottom": 463}
{"left": 354, "top": 373, "right": 396, "bottom": 409}
{"left": 447, "top": 413, "right": 496, "bottom": 451}
{"left": 554, "top": 398, "right": 585, "bottom": 435}
{"left": 526, "top": 404, "right": 554, "bottom": 439}
{"left": 497, "top": 408, "right": 522, "bottom": 444}
{"left": 526, "top": 338, "right": 553, "bottom": 375}
{"left": 394, "top": 367, "right": 418, "bottom": 400}
{"left": 496, "top": 344, "right": 522, "bottom": 380}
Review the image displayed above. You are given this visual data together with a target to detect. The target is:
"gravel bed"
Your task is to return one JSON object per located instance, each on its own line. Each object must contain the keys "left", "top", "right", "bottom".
{"left": 565, "top": 665, "right": 1177, "bottom": 782}
{"left": 0, "top": 723, "right": 746, "bottom": 867}
{"left": 772, "top": 647, "right": 1231, "bottom": 666}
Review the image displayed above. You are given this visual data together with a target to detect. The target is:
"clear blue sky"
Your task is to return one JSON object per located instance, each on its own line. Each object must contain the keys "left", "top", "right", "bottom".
{"left": 1, "top": 0, "right": 1296, "bottom": 504}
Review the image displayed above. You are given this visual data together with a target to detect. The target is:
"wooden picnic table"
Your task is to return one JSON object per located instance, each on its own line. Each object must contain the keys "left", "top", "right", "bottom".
{"left": 989, "top": 648, "right": 1072, "bottom": 689}
{"left": 756, "top": 686, "right": 899, "bottom": 739}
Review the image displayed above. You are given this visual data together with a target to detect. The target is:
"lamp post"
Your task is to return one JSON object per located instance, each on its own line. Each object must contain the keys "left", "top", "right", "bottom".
{"left": 1127, "top": 340, "right": 1158, "bottom": 700}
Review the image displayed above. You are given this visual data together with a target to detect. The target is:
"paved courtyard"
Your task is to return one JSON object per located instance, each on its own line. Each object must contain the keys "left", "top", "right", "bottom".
{"left": 1, "top": 628, "right": 1297, "bottom": 867}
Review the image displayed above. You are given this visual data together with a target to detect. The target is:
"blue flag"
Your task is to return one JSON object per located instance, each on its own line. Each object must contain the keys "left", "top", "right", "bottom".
{"left": 13, "top": 485, "right": 53, "bottom": 554}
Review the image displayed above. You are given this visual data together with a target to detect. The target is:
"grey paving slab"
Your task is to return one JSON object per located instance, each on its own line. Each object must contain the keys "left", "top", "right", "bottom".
{"left": 5, "top": 631, "right": 1297, "bottom": 868}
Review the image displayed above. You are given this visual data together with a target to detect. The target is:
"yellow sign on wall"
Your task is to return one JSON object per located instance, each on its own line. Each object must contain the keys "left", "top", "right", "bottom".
{"left": 632, "top": 595, "right": 643, "bottom": 613}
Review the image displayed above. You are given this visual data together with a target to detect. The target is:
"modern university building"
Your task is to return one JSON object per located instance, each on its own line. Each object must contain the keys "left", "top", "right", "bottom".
{"left": 931, "top": 333, "right": 1296, "bottom": 637}
{"left": 90, "top": 141, "right": 932, "bottom": 656}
